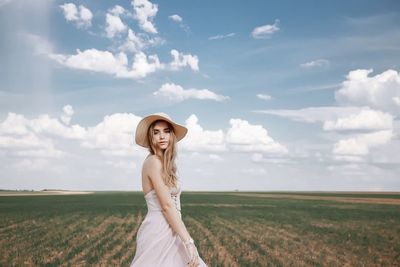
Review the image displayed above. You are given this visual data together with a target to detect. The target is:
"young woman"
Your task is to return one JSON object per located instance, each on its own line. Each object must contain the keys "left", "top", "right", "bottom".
{"left": 130, "top": 112, "right": 208, "bottom": 267}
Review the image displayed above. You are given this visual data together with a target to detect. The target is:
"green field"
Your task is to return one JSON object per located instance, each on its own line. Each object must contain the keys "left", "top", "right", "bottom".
{"left": 1, "top": 191, "right": 399, "bottom": 266}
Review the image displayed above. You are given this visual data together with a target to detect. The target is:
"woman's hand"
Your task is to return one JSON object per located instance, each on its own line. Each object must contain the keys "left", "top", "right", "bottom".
{"left": 185, "top": 242, "right": 200, "bottom": 266}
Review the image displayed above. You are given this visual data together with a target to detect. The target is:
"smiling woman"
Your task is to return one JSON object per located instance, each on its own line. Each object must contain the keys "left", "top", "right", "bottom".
{"left": 130, "top": 112, "right": 208, "bottom": 267}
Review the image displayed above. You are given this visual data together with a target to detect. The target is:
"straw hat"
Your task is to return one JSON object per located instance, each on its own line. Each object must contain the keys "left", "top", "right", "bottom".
{"left": 135, "top": 112, "right": 188, "bottom": 148}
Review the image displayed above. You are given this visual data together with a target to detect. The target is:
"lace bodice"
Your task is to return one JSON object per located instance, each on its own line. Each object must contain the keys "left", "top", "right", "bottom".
{"left": 144, "top": 180, "right": 182, "bottom": 213}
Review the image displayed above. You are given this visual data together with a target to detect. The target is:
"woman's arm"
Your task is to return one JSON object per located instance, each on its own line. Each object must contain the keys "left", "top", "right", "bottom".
{"left": 145, "top": 156, "right": 191, "bottom": 243}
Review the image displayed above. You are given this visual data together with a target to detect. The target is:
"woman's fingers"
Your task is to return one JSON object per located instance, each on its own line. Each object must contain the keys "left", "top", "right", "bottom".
{"left": 189, "top": 251, "right": 199, "bottom": 266}
{"left": 186, "top": 244, "right": 200, "bottom": 266}
{"left": 187, "top": 246, "right": 195, "bottom": 266}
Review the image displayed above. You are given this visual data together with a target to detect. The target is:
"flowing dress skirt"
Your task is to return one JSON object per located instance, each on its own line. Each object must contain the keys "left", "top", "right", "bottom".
{"left": 130, "top": 210, "right": 208, "bottom": 267}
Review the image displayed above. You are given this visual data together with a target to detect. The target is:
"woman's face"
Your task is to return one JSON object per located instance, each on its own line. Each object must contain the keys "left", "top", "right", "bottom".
{"left": 152, "top": 121, "right": 171, "bottom": 150}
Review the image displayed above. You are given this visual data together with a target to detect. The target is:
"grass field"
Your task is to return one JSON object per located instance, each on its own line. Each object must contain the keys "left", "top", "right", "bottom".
{"left": 1, "top": 191, "right": 399, "bottom": 266}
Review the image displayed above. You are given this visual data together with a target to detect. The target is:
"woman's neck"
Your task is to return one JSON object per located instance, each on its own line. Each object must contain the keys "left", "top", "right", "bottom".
{"left": 155, "top": 150, "right": 164, "bottom": 160}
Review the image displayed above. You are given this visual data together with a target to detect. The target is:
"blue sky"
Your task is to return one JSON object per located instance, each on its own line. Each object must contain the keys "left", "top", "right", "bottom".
{"left": 1, "top": 0, "right": 400, "bottom": 191}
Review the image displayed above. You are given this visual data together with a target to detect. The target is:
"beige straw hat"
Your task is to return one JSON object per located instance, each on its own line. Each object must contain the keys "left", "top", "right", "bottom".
{"left": 135, "top": 112, "right": 188, "bottom": 148}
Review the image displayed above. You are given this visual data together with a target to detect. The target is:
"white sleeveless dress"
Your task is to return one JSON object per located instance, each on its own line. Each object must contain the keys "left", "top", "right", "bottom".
{"left": 130, "top": 180, "right": 208, "bottom": 266}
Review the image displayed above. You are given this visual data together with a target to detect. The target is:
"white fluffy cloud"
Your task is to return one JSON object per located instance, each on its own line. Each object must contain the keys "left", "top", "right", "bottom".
{"left": 255, "top": 104, "right": 396, "bottom": 162}
{"left": 118, "top": 29, "right": 165, "bottom": 53}
{"left": 119, "top": 29, "right": 145, "bottom": 53}
{"left": 179, "top": 115, "right": 288, "bottom": 156}
{"left": 251, "top": 19, "right": 280, "bottom": 39}
{"left": 0, "top": 107, "right": 144, "bottom": 162}
{"left": 153, "top": 83, "right": 229, "bottom": 102}
{"left": 60, "top": 3, "right": 93, "bottom": 29}
{"left": 226, "top": 118, "right": 288, "bottom": 154}
{"left": 105, "top": 13, "right": 127, "bottom": 38}
{"left": 123, "top": 51, "right": 163, "bottom": 79}
{"left": 170, "top": 49, "right": 199, "bottom": 71}
{"left": 333, "top": 130, "right": 393, "bottom": 156}
{"left": 0, "top": 109, "right": 86, "bottom": 159}
{"left": 50, "top": 49, "right": 130, "bottom": 76}
{"left": 323, "top": 109, "right": 393, "bottom": 131}
{"left": 110, "top": 5, "right": 125, "bottom": 15}
{"left": 81, "top": 113, "right": 141, "bottom": 157}
{"left": 0, "top": 107, "right": 291, "bottom": 182}
{"left": 50, "top": 48, "right": 200, "bottom": 79}
{"left": 169, "top": 14, "right": 182, "bottom": 22}
{"left": 335, "top": 69, "right": 400, "bottom": 114}
{"left": 300, "top": 59, "right": 330, "bottom": 69}
{"left": 0, "top": 111, "right": 86, "bottom": 140}
{"left": 131, "top": 0, "right": 158, "bottom": 34}
{"left": 180, "top": 115, "right": 226, "bottom": 152}
{"left": 50, "top": 49, "right": 163, "bottom": 79}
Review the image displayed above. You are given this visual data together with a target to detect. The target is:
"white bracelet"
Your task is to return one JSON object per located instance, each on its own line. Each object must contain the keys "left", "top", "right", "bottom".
{"left": 184, "top": 237, "right": 194, "bottom": 246}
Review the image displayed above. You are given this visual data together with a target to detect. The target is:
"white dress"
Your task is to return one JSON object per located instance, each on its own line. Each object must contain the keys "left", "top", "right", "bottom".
{"left": 130, "top": 180, "right": 208, "bottom": 266}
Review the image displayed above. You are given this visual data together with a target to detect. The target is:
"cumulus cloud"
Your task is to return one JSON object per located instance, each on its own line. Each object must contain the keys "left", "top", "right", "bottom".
{"left": 335, "top": 69, "right": 400, "bottom": 115}
{"left": 50, "top": 48, "right": 130, "bottom": 75}
{"left": 169, "top": 14, "right": 182, "bottom": 22}
{"left": 179, "top": 115, "right": 287, "bottom": 156}
{"left": 0, "top": 110, "right": 86, "bottom": 160}
{"left": 60, "top": 3, "right": 93, "bottom": 29}
{"left": 323, "top": 109, "right": 393, "bottom": 132}
{"left": 226, "top": 118, "right": 288, "bottom": 154}
{"left": 251, "top": 19, "right": 280, "bottom": 39}
{"left": 110, "top": 5, "right": 125, "bottom": 16}
{"left": 131, "top": 0, "right": 158, "bottom": 34}
{"left": 124, "top": 51, "right": 164, "bottom": 78}
{"left": 0, "top": 112, "right": 86, "bottom": 140}
{"left": 208, "top": 33, "right": 235, "bottom": 40}
{"left": 105, "top": 12, "right": 127, "bottom": 38}
{"left": 300, "top": 59, "right": 330, "bottom": 69}
{"left": 118, "top": 29, "right": 164, "bottom": 53}
{"left": 153, "top": 83, "right": 229, "bottom": 102}
{"left": 0, "top": 107, "right": 291, "bottom": 177}
{"left": 180, "top": 115, "right": 226, "bottom": 152}
{"left": 170, "top": 49, "right": 199, "bottom": 71}
{"left": 255, "top": 105, "right": 395, "bottom": 161}
{"left": 119, "top": 29, "right": 145, "bottom": 52}
{"left": 256, "top": 93, "right": 272, "bottom": 101}
{"left": 81, "top": 113, "right": 141, "bottom": 156}
{"left": 0, "top": 106, "right": 144, "bottom": 164}
{"left": 50, "top": 48, "right": 200, "bottom": 79}
{"left": 50, "top": 49, "right": 165, "bottom": 79}
{"left": 333, "top": 130, "right": 393, "bottom": 156}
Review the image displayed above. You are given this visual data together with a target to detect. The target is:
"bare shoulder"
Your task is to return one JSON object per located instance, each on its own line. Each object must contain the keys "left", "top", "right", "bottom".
{"left": 144, "top": 154, "right": 162, "bottom": 167}
{"left": 143, "top": 155, "right": 162, "bottom": 174}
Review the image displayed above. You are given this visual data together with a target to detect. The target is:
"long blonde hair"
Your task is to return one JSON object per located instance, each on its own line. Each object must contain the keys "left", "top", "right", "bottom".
{"left": 147, "top": 120, "right": 179, "bottom": 188}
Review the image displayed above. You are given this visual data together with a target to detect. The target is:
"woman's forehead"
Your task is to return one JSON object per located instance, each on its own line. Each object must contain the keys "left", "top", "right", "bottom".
{"left": 153, "top": 121, "right": 170, "bottom": 129}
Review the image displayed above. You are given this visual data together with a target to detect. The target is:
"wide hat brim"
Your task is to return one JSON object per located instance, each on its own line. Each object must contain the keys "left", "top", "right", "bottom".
{"left": 135, "top": 112, "right": 188, "bottom": 148}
